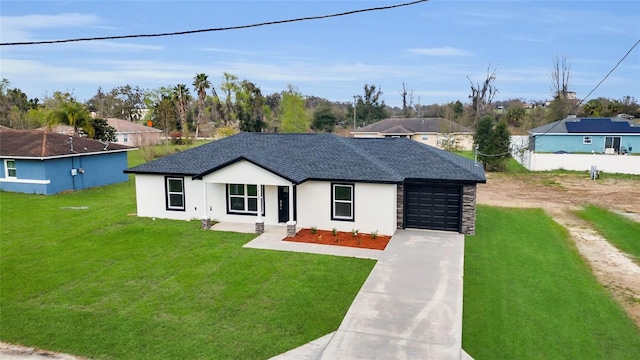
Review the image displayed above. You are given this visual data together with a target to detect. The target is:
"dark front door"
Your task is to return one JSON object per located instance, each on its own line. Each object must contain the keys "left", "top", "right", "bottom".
{"left": 278, "top": 186, "right": 289, "bottom": 223}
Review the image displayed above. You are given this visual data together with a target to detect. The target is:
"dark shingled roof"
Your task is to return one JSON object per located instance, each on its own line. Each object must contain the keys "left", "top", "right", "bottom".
{"left": 0, "top": 129, "right": 133, "bottom": 158}
{"left": 529, "top": 117, "right": 640, "bottom": 135}
{"left": 125, "top": 133, "right": 486, "bottom": 184}
{"left": 353, "top": 118, "right": 473, "bottom": 134}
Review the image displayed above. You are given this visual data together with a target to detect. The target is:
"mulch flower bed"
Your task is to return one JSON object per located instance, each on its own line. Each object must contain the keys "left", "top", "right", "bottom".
{"left": 284, "top": 228, "right": 391, "bottom": 250}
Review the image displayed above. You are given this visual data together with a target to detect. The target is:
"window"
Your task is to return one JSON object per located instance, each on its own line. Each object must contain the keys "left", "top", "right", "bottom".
{"left": 227, "top": 184, "right": 264, "bottom": 215}
{"left": 332, "top": 183, "right": 354, "bottom": 221}
{"left": 123, "top": 134, "right": 129, "bottom": 143}
{"left": 421, "top": 135, "right": 429, "bottom": 141}
{"left": 166, "top": 177, "right": 185, "bottom": 211}
{"left": 583, "top": 136, "right": 592, "bottom": 144}
{"left": 4, "top": 159, "right": 16, "bottom": 178}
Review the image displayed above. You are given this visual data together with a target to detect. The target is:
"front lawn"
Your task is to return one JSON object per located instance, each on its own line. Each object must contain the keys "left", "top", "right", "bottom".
{"left": 577, "top": 205, "right": 640, "bottom": 264}
{"left": 0, "top": 179, "right": 374, "bottom": 359}
{"left": 463, "top": 206, "right": 640, "bottom": 359}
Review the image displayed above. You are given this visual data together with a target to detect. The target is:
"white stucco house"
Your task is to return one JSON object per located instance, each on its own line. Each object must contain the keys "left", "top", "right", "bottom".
{"left": 351, "top": 118, "right": 475, "bottom": 151}
{"left": 124, "top": 133, "right": 486, "bottom": 235}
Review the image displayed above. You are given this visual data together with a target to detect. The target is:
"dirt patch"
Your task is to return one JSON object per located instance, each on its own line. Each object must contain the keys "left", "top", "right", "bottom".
{"left": 477, "top": 172, "right": 640, "bottom": 326}
{"left": 284, "top": 228, "right": 391, "bottom": 250}
{"left": 0, "top": 342, "right": 85, "bottom": 359}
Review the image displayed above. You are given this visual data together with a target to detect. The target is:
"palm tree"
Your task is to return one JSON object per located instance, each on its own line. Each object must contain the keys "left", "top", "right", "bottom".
{"left": 47, "top": 101, "right": 91, "bottom": 136}
{"left": 583, "top": 99, "right": 603, "bottom": 116}
{"left": 173, "top": 84, "right": 191, "bottom": 133}
{"left": 193, "top": 73, "right": 211, "bottom": 137}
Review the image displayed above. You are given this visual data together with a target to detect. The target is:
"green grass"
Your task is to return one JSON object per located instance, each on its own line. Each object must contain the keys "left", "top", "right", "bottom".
{"left": 577, "top": 205, "right": 640, "bottom": 264}
{"left": 453, "top": 150, "right": 528, "bottom": 174}
{"left": 128, "top": 140, "right": 212, "bottom": 168}
{"left": 0, "top": 155, "right": 375, "bottom": 359}
{"left": 463, "top": 206, "right": 640, "bottom": 359}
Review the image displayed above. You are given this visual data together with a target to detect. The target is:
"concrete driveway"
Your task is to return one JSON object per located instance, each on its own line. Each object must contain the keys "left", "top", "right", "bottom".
{"left": 273, "top": 229, "right": 469, "bottom": 360}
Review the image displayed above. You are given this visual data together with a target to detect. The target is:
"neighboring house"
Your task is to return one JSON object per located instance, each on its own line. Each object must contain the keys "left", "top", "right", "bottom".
{"left": 351, "top": 118, "right": 474, "bottom": 150}
{"left": 0, "top": 129, "right": 134, "bottom": 195}
{"left": 515, "top": 117, "right": 640, "bottom": 174}
{"left": 528, "top": 116, "right": 640, "bottom": 154}
{"left": 107, "top": 118, "right": 162, "bottom": 147}
{"left": 125, "top": 133, "right": 486, "bottom": 235}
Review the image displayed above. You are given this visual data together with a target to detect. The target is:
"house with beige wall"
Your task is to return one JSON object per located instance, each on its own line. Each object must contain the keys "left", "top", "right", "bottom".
{"left": 351, "top": 118, "right": 474, "bottom": 150}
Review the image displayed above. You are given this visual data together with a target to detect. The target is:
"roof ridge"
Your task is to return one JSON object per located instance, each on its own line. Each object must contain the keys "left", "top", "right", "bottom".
{"left": 41, "top": 131, "right": 47, "bottom": 157}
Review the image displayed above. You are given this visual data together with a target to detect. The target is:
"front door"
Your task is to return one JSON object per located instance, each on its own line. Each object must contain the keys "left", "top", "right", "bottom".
{"left": 278, "top": 186, "right": 289, "bottom": 223}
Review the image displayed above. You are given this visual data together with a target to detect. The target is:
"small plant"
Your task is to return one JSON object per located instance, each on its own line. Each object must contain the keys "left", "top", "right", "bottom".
{"left": 332, "top": 228, "right": 338, "bottom": 236}
{"left": 370, "top": 230, "right": 378, "bottom": 239}
{"left": 351, "top": 228, "right": 359, "bottom": 237}
{"left": 310, "top": 226, "right": 317, "bottom": 234}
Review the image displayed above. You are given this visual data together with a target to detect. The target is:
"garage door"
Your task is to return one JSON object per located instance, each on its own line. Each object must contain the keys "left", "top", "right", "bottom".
{"left": 405, "top": 184, "right": 461, "bottom": 232}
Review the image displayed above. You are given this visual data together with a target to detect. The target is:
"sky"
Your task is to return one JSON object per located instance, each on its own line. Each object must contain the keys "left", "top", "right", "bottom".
{"left": 1, "top": 0, "right": 639, "bottom": 108}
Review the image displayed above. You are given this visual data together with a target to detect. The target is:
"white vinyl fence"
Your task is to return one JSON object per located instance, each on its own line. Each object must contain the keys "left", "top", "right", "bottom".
{"left": 524, "top": 152, "right": 640, "bottom": 174}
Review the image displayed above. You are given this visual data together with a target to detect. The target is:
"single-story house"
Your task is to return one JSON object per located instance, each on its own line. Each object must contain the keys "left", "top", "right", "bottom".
{"left": 351, "top": 118, "right": 475, "bottom": 150}
{"left": 125, "top": 133, "right": 486, "bottom": 235}
{"left": 107, "top": 118, "right": 163, "bottom": 147}
{"left": 0, "top": 129, "right": 134, "bottom": 195}
{"left": 528, "top": 116, "right": 640, "bottom": 154}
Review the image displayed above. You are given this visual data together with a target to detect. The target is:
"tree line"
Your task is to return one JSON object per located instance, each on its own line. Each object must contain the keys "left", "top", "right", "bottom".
{"left": 1, "top": 55, "right": 638, "bottom": 144}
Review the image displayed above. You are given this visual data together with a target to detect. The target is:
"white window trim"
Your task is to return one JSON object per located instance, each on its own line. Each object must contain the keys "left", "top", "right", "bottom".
{"left": 4, "top": 159, "right": 16, "bottom": 178}
{"left": 332, "top": 183, "right": 354, "bottom": 221}
{"left": 166, "top": 177, "right": 185, "bottom": 211}
{"left": 0, "top": 178, "right": 50, "bottom": 184}
{"left": 227, "top": 184, "right": 264, "bottom": 215}
{"left": 583, "top": 136, "right": 592, "bottom": 145}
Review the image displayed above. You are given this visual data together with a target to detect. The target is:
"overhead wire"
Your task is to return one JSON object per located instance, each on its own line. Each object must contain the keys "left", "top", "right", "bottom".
{"left": 0, "top": 0, "right": 429, "bottom": 46}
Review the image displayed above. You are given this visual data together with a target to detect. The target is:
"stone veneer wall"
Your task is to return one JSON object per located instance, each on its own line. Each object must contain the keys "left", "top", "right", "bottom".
{"left": 461, "top": 184, "right": 477, "bottom": 235}
{"left": 396, "top": 184, "right": 404, "bottom": 229}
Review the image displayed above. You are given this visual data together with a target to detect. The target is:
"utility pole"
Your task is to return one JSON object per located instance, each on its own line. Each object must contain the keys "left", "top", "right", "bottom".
{"left": 353, "top": 95, "right": 357, "bottom": 130}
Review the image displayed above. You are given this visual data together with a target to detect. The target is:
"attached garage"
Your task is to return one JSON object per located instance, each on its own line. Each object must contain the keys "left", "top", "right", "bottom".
{"left": 404, "top": 184, "right": 462, "bottom": 232}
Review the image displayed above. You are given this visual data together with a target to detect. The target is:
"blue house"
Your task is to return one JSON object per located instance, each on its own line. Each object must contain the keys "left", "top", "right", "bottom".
{"left": 528, "top": 116, "right": 640, "bottom": 154}
{"left": 0, "top": 129, "right": 134, "bottom": 195}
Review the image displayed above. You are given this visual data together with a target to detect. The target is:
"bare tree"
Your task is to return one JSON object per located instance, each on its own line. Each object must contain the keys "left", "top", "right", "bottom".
{"left": 467, "top": 65, "right": 498, "bottom": 126}
{"left": 548, "top": 55, "right": 574, "bottom": 120}
{"left": 398, "top": 82, "right": 414, "bottom": 117}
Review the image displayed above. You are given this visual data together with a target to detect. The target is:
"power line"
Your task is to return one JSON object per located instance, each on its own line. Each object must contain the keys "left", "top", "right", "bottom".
{"left": 573, "top": 38, "right": 640, "bottom": 110}
{"left": 0, "top": 0, "right": 429, "bottom": 46}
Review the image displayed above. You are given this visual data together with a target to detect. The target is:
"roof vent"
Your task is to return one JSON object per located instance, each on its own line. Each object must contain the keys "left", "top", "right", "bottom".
{"left": 65, "top": 136, "right": 74, "bottom": 152}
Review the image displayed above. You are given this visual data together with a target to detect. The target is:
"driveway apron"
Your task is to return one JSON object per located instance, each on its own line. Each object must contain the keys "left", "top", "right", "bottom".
{"left": 317, "top": 229, "right": 466, "bottom": 359}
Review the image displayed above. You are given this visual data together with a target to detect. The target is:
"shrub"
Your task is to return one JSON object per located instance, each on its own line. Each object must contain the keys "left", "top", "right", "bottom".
{"left": 332, "top": 228, "right": 338, "bottom": 236}
{"left": 370, "top": 230, "right": 378, "bottom": 239}
{"left": 351, "top": 229, "right": 359, "bottom": 237}
{"left": 310, "top": 226, "right": 317, "bottom": 234}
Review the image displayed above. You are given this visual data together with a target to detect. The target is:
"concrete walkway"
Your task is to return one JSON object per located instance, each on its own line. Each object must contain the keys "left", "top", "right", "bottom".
{"left": 314, "top": 229, "right": 467, "bottom": 359}
{"left": 211, "top": 223, "right": 469, "bottom": 359}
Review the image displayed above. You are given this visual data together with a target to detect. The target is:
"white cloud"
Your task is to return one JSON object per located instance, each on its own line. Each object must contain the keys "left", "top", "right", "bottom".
{"left": 407, "top": 47, "right": 472, "bottom": 56}
{"left": 0, "top": 13, "right": 103, "bottom": 42}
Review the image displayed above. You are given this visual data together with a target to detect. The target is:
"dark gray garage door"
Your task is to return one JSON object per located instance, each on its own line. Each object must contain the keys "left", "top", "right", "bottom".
{"left": 405, "top": 184, "right": 461, "bottom": 232}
